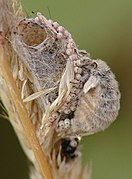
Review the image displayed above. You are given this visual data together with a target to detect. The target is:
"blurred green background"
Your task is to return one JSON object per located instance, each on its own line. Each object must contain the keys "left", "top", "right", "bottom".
{"left": 0, "top": 0, "right": 132, "bottom": 178}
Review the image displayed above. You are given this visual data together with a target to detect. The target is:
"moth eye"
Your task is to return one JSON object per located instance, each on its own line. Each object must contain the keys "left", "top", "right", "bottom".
{"left": 17, "top": 19, "right": 47, "bottom": 46}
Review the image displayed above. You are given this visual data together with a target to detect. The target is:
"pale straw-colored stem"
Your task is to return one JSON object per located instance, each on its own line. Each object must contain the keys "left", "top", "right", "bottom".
{"left": 0, "top": 46, "right": 53, "bottom": 179}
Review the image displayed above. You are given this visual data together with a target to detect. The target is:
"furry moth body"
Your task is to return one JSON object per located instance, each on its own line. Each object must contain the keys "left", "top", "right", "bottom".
{"left": 68, "top": 59, "right": 120, "bottom": 135}
{"left": 11, "top": 13, "right": 120, "bottom": 137}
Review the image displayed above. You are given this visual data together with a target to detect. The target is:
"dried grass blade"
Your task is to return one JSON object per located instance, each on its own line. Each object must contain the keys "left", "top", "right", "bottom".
{"left": 23, "top": 87, "right": 56, "bottom": 102}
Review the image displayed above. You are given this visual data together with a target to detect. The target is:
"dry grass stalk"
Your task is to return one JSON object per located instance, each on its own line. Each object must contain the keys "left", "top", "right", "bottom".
{"left": 0, "top": 0, "right": 91, "bottom": 179}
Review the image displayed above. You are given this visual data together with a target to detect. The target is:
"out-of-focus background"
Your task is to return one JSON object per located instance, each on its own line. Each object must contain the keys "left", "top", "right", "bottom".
{"left": 0, "top": 0, "right": 132, "bottom": 179}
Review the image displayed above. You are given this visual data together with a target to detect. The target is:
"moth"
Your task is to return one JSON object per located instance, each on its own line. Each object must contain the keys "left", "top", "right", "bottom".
{"left": 56, "top": 58, "right": 121, "bottom": 136}
{"left": 11, "top": 13, "right": 121, "bottom": 137}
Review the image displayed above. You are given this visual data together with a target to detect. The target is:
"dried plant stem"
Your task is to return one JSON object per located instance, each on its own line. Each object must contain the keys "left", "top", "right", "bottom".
{"left": 0, "top": 46, "right": 53, "bottom": 179}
